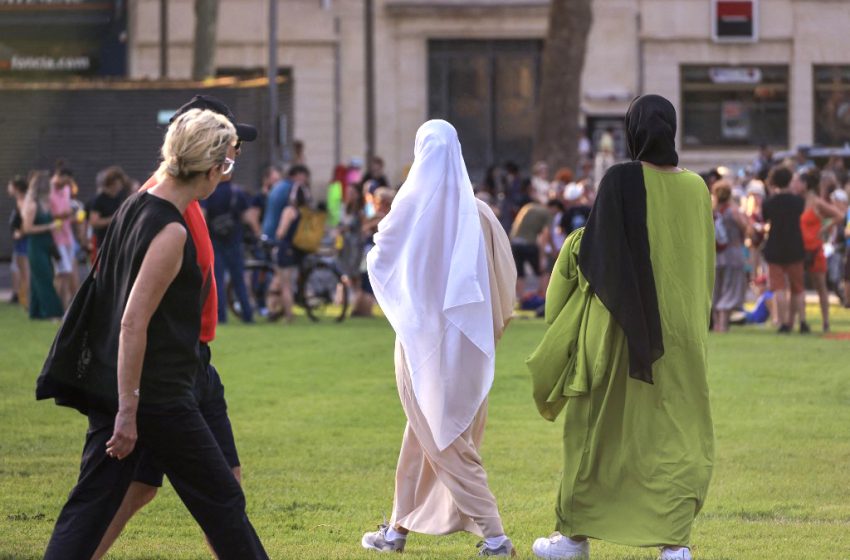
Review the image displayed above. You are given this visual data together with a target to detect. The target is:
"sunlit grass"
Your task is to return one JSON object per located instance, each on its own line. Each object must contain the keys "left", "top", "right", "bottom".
{"left": 1, "top": 303, "right": 848, "bottom": 559}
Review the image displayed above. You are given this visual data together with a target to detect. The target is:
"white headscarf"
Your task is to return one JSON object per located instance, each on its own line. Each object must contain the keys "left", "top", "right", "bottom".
{"left": 367, "top": 120, "right": 495, "bottom": 451}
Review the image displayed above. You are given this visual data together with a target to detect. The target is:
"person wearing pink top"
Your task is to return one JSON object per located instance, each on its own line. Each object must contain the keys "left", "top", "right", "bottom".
{"left": 49, "top": 165, "right": 79, "bottom": 308}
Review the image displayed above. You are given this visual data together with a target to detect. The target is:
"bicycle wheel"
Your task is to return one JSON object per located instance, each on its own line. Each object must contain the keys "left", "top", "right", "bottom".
{"left": 298, "top": 261, "right": 349, "bottom": 322}
{"left": 238, "top": 261, "right": 277, "bottom": 320}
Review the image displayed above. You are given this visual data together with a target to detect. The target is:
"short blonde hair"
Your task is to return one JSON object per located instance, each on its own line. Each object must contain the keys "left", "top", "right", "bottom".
{"left": 373, "top": 186, "right": 396, "bottom": 206}
{"left": 712, "top": 179, "right": 733, "bottom": 204}
{"left": 26, "top": 170, "right": 51, "bottom": 207}
{"left": 159, "top": 109, "right": 236, "bottom": 181}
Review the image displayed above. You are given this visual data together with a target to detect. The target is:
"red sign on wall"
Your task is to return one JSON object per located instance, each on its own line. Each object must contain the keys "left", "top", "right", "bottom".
{"left": 712, "top": 0, "right": 758, "bottom": 43}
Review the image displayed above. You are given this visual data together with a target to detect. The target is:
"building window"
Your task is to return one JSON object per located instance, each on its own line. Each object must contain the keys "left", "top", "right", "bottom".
{"left": 814, "top": 65, "right": 850, "bottom": 146}
{"left": 428, "top": 40, "right": 542, "bottom": 182}
{"left": 681, "top": 65, "right": 788, "bottom": 148}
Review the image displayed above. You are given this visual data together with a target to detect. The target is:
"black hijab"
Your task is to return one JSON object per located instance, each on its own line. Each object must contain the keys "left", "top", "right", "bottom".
{"left": 625, "top": 94, "right": 679, "bottom": 167}
{"left": 578, "top": 94, "right": 678, "bottom": 384}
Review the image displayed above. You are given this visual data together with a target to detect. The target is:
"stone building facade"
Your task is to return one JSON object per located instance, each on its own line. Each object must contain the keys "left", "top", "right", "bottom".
{"left": 129, "top": 0, "right": 850, "bottom": 183}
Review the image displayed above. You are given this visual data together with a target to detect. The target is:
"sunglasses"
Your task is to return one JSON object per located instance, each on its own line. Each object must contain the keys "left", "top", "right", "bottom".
{"left": 220, "top": 157, "right": 236, "bottom": 175}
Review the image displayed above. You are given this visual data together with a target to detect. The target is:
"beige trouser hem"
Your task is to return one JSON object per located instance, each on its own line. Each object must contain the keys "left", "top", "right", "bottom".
{"left": 389, "top": 340, "right": 505, "bottom": 538}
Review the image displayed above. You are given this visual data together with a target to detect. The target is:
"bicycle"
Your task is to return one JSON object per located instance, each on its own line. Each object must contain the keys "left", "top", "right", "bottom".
{"left": 228, "top": 238, "right": 350, "bottom": 322}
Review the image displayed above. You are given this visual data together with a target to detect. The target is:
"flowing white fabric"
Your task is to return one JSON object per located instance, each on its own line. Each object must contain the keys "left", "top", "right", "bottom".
{"left": 367, "top": 120, "right": 495, "bottom": 451}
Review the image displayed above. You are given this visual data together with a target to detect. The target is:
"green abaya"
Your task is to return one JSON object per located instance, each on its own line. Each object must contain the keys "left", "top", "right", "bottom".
{"left": 528, "top": 166, "right": 715, "bottom": 547}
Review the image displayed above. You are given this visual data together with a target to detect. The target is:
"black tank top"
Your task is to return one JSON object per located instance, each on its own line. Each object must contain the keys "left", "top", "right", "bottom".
{"left": 90, "top": 191, "right": 203, "bottom": 411}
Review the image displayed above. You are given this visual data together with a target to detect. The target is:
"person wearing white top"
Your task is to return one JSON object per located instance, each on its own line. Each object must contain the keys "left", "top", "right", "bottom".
{"left": 361, "top": 120, "right": 517, "bottom": 557}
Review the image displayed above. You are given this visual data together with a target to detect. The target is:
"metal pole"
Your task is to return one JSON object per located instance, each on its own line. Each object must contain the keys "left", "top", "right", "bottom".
{"left": 364, "top": 0, "right": 375, "bottom": 164}
{"left": 333, "top": 16, "right": 342, "bottom": 166}
{"left": 636, "top": 11, "right": 644, "bottom": 96}
{"left": 160, "top": 0, "right": 168, "bottom": 78}
{"left": 268, "top": 0, "right": 279, "bottom": 166}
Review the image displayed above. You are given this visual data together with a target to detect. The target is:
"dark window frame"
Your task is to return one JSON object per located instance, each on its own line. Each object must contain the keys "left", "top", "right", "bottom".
{"left": 427, "top": 39, "right": 543, "bottom": 182}
{"left": 680, "top": 64, "right": 789, "bottom": 150}
{"left": 813, "top": 64, "right": 850, "bottom": 147}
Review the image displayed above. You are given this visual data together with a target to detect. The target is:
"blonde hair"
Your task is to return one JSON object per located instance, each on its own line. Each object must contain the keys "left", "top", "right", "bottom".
{"left": 712, "top": 179, "right": 733, "bottom": 204}
{"left": 25, "top": 170, "right": 51, "bottom": 208}
{"left": 159, "top": 109, "right": 236, "bottom": 181}
{"left": 373, "top": 186, "right": 396, "bottom": 206}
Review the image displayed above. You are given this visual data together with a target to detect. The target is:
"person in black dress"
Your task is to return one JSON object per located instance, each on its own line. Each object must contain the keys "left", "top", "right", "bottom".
{"left": 42, "top": 109, "right": 268, "bottom": 560}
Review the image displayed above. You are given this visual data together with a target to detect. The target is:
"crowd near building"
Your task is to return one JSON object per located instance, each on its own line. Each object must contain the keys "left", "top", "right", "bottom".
{"left": 3, "top": 0, "right": 850, "bottom": 331}
{"left": 2, "top": 1, "right": 850, "bottom": 189}
{"left": 123, "top": 0, "right": 850, "bottom": 181}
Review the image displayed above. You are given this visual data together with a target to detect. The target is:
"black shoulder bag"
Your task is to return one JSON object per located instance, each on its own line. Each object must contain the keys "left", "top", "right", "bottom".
{"left": 35, "top": 251, "right": 110, "bottom": 415}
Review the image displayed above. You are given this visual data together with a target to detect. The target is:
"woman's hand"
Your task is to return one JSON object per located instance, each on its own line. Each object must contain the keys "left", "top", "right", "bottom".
{"left": 106, "top": 409, "right": 138, "bottom": 460}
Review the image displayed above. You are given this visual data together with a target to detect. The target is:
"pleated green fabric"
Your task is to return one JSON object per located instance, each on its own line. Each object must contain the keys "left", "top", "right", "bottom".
{"left": 528, "top": 166, "right": 715, "bottom": 547}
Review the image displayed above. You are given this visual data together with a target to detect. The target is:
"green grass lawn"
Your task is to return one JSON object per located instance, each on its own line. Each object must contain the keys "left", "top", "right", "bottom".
{"left": 1, "top": 303, "right": 849, "bottom": 559}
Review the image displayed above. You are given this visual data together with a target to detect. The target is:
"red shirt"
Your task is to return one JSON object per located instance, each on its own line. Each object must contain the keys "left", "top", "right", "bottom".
{"left": 140, "top": 177, "right": 217, "bottom": 342}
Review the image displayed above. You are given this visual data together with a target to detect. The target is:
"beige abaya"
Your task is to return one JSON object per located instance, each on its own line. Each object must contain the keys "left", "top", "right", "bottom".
{"left": 390, "top": 199, "right": 516, "bottom": 537}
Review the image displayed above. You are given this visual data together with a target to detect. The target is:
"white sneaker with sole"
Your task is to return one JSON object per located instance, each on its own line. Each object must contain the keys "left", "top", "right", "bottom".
{"left": 361, "top": 524, "right": 406, "bottom": 553}
{"left": 532, "top": 533, "right": 589, "bottom": 559}
{"left": 659, "top": 547, "right": 691, "bottom": 560}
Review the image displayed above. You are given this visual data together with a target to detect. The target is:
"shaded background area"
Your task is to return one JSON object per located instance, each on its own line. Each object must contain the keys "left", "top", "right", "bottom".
{"left": 0, "top": 79, "right": 293, "bottom": 259}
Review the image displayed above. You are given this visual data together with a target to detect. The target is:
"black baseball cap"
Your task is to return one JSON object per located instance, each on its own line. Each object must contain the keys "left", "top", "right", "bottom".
{"left": 170, "top": 94, "right": 258, "bottom": 142}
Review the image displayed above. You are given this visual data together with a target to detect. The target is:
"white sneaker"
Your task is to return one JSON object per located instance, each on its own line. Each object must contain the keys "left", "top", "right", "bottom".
{"left": 532, "top": 533, "right": 589, "bottom": 559}
{"left": 659, "top": 547, "right": 691, "bottom": 560}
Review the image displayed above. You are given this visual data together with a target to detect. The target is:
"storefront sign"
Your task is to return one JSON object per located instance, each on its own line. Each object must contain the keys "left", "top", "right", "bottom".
{"left": 0, "top": 0, "right": 124, "bottom": 78}
{"left": 709, "top": 67, "right": 762, "bottom": 84}
{"left": 0, "top": 0, "right": 113, "bottom": 23}
{"left": 712, "top": 0, "right": 758, "bottom": 43}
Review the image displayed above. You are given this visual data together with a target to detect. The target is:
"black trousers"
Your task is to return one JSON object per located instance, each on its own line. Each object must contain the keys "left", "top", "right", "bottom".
{"left": 44, "top": 408, "right": 268, "bottom": 560}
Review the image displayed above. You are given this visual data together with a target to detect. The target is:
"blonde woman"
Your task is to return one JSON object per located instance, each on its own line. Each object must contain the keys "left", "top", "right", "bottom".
{"left": 41, "top": 109, "right": 268, "bottom": 560}
{"left": 21, "top": 172, "right": 64, "bottom": 319}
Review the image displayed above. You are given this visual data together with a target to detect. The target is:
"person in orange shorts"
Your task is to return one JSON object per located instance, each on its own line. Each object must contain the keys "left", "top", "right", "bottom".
{"left": 762, "top": 166, "right": 806, "bottom": 333}
{"left": 797, "top": 169, "right": 844, "bottom": 332}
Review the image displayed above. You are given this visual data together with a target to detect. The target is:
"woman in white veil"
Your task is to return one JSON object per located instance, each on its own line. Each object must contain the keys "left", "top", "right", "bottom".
{"left": 361, "top": 120, "right": 517, "bottom": 556}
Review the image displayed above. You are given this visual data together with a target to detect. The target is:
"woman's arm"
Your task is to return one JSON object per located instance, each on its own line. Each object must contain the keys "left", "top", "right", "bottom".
{"left": 244, "top": 206, "right": 262, "bottom": 238}
{"left": 815, "top": 198, "right": 845, "bottom": 221}
{"left": 361, "top": 215, "right": 382, "bottom": 236}
{"left": 21, "top": 200, "right": 58, "bottom": 235}
{"left": 88, "top": 210, "right": 113, "bottom": 229}
{"left": 105, "top": 223, "right": 187, "bottom": 461}
{"left": 276, "top": 206, "right": 299, "bottom": 240}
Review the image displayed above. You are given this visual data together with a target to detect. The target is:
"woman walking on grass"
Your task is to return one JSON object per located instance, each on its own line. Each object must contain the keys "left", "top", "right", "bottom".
{"left": 528, "top": 95, "right": 714, "bottom": 560}
{"left": 362, "top": 119, "right": 517, "bottom": 557}
{"left": 38, "top": 109, "right": 267, "bottom": 560}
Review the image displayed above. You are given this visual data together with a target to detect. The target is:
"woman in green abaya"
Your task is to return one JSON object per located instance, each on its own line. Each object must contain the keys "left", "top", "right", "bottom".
{"left": 528, "top": 95, "right": 714, "bottom": 560}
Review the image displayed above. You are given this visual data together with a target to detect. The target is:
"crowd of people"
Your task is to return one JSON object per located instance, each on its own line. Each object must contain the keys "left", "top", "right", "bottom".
{"left": 464, "top": 144, "right": 850, "bottom": 332}
{"left": 5, "top": 152, "right": 395, "bottom": 325}
{"left": 6, "top": 164, "right": 137, "bottom": 320}
{"left": 33, "top": 94, "right": 716, "bottom": 560}
{"left": 20, "top": 89, "right": 848, "bottom": 560}
{"left": 705, "top": 150, "right": 850, "bottom": 334}
{"left": 8, "top": 131, "right": 850, "bottom": 336}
